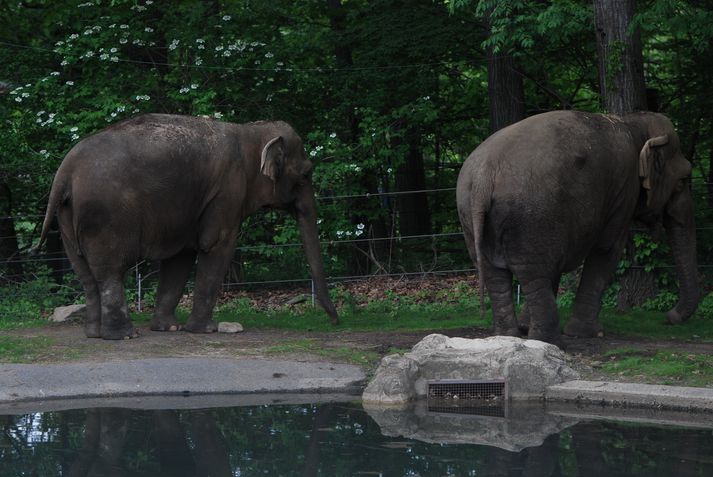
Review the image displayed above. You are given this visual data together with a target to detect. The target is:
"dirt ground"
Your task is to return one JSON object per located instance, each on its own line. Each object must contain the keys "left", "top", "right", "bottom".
{"left": 6, "top": 275, "right": 713, "bottom": 385}
{"left": 7, "top": 319, "right": 713, "bottom": 385}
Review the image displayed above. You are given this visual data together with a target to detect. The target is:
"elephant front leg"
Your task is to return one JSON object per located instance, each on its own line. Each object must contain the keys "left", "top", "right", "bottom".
{"left": 151, "top": 250, "right": 197, "bottom": 332}
{"left": 564, "top": 244, "right": 623, "bottom": 338}
{"left": 184, "top": 243, "right": 234, "bottom": 334}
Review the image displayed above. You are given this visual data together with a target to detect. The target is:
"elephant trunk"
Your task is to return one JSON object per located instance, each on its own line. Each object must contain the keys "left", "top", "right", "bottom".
{"left": 295, "top": 185, "right": 339, "bottom": 325}
{"left": 664, "top": 189, "right": 701, "bottom": 324}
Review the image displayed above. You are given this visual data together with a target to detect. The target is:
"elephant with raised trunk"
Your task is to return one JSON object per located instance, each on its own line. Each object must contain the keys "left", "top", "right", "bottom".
{"left": 36, "top": 114, "right": 338, "bottom": 339}
{"left": 457, "top": 110, "right": 700, "bottom": 345}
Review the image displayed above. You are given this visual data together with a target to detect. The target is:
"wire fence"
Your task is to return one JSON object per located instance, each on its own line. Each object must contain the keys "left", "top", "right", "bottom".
{"left": 2, "top": 185, "right": 713, "bottom": 311}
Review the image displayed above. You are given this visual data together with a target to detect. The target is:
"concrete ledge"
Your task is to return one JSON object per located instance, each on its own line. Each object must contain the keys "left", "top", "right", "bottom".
{"left": 546, "top": 380, "right": 713, "bottom": 412}
{"left": 0, "top": 358, "right": 365, "bottom": 405}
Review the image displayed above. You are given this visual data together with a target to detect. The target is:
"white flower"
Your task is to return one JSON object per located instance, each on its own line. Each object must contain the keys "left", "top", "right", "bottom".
{"left": 190, "top": 83, "right": 198, "bottom": 89}
{"left": 195, "top": 38, "right": 205, "bottom": 43}
{"left": 14, "top": 97, "right": 22, "bottom": 102}
{"left": 120, "top": 38, "right": 128, "bottom": 44}
{"left": 110, "top": 47, "right": 118, "bottom": 53}
{"left": 195, "top": 57, "right": 203, "bottom": 65}
{"left": 100, "top": 53, "right": 109, "bottom": 60}
{"left": 213, "top": 112, "right": 222, "bottom": 119}
{"left": 50, "top": 71, "right": 60, "bottom": 76}
{"left": 144, "top": 27, "right": 154, "bottom": 33}
{"left": 135, "top": 95, "right": 150, "bottom": 101}
{"left": 179, "top": 87, "right": 190, "bottom": 94}
{"left": 65, "top": 81, "right": 74, "bottom": 86}
{"left": 215, "top": 45, "right": 224, "bottom": 51}
{"left": 110, "top": 56, "right": 119, "bottom": 62}
{"left": 36, "top": 110, "right": 45, "bottom": 116}
{"left": 222, "top": 50, "right": 231, "bottom": 57}
{"left": 357, "top": 223, "right": 365, "bottom": 230}
{"left": 222, "top": 15, "right": 231, "bottom": 21}
{"left": 71, "top": 134, "right": 79, "bottom": 140}
{"left": 168, "top": 39, "right": 180, "bottom": 50}
{"left": 21, "top": 92, "right": 29, "bottom": 98}
{"left": 61, "top": 60, "right": 69, "bottom": 66}
{"left": 120, "top": 24, "right": 129, "bottom": 29}
{"left": 265, "top": 52, "right": 274, "bottom": 58}
{"left": 70, "top": 127, "right": 78, "bottom": 132}
{"left": 55, "top": 41, "right": 64, "bottom": 47}
{"left": 329, "top": 132, "right": 337, "bottom": 138}
{"left": 197, "top": 44, "right": 205, "bottom": 50}
{"left": 117, "top": 106, "right": 126, "bottom": 112}
{"left": 146, "top": 0, "right": 153, "bottom": 4}
{"left": 69, "top": 33, "right": 79, "bottom": 40}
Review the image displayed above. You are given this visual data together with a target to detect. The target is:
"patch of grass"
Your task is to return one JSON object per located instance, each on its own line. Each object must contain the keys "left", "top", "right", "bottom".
{"left": 263, "top": 338, "right": 383, "bottom": 365}
{"left": 0, "top": 336, "right": 55, "bottom": 363}
{"left": 600, "top": 347, "right": 713, "bottom": 387}
{"left": 207, "top": 294, "right": 489, "bottom": 332}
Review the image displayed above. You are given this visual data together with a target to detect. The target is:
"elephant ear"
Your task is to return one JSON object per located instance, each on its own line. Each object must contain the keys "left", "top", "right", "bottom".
{"left": 260, "top": 136, "right": 285, "bottom": 181}
{"left": 638, "top": 134, "right": 668, "bottom": 207}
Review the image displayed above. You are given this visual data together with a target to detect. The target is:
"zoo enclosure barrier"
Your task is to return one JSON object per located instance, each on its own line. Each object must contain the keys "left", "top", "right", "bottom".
{"left": 2, "top": 182, "right": 713, "bottom": 310}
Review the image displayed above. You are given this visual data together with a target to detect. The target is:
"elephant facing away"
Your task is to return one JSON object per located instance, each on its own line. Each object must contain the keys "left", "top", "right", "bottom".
{"left": 36, "top": 114, "right": 338, "bottom": 339}
{"left": 456, "top": 110, "right": 700, "bottom": 345}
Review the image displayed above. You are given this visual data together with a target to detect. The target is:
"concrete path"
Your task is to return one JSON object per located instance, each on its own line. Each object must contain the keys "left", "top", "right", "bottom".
{"left": 0, "top": 358, "right": 365, "bottom": 405}
{"left": 546, "top": 380, "right": 713, "bottom": 412}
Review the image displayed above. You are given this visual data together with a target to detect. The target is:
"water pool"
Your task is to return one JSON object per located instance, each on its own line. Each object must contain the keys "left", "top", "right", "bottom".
{"left": 1, "top": 400, "right": 712, "bottom": 476}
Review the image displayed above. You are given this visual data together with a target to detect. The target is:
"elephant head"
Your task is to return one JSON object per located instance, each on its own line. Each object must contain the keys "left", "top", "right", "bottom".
{"left": 627, "top": 112, "right": 700, "bottom": 324}
{"left": 255, "top": 124, "right": 339, "bottom": 324}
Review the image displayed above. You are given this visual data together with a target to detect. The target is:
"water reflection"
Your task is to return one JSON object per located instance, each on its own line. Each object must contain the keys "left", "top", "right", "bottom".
{"left": 1, "top": 402, "right": 712, "bottom": 476}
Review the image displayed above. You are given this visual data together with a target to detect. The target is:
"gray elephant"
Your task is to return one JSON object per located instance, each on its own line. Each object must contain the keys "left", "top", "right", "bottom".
{"left": 456, "top": 110, "right": 699, "bottom": 344}
{"left": 36, "top": 114, "right": 338, "bottom": 339}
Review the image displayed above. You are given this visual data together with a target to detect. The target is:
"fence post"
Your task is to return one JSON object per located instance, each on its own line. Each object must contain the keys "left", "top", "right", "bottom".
{"left": 137, "top": 271, "right": 142, "bottom": 312}
{"left": 311, "top": 279, "right": 315, "bottom": 307}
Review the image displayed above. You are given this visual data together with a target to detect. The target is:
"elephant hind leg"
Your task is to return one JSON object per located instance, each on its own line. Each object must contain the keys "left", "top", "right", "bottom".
{"left": 481, "top": 260, "right": 519, "bottom": 336}
{"left": 94, "top": 274, "right": 138, "bottom": 340}
{"left": 519, "top": 277, "right": 561, "bottom": 346}
{"left": 61, "top": 234, "right": 102, "bottom": 338}
{"left": 151, "top": 250, "right": 196, "bottom": 332}
{"left": 517, "top": 276, "right": 561, "bottom": 335}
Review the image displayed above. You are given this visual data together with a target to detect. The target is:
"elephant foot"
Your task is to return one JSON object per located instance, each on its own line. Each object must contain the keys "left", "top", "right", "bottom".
{"left": 492, "top": 325, "right": 521, "bottom": 337}
{"left": 84, "top": 321, "right": 101, "bottom": 338}
{"left": 184, "top": 318, "right": 218, "bottom": 334}
{"left": 150, "top": 315, "right": 183, "bottom": 332}
{"left": 563, "top": 318, "right": 603, "bottom": 338}
{"left": 101, "top": 325, "right": 140, "bottom": 340}
{"left": 528, "top": 327, "right": 563, "bottom": 348}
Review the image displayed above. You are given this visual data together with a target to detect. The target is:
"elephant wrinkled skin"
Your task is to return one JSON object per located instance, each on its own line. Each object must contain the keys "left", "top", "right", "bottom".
{"left": 36, "top": 114, "right": 338, "bottom": 339}
{"left": 456, "top": 110, "right": 700, "bottom": 345}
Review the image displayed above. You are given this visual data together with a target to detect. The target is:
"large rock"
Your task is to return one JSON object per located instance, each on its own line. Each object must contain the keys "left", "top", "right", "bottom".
{"left": 364, "top": 401, "right": 579, "bottom": 452}
{"left": 48, "top": 304, "right": 86, "bottom": 323}
{"left": 362, "top": 334, "right": 579, "bottom": 405}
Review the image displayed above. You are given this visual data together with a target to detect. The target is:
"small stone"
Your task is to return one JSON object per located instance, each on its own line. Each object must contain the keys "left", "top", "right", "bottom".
{"left": 49, "top": 304, "right": 86, "bottom": 323}
{"left": 218, "top": 322, "right": 243, "bottom": 333}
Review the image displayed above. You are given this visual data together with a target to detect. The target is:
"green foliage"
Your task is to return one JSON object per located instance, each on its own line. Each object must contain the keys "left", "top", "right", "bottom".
{"left": 0, "top": 267, "right": 75, "bottom": 327}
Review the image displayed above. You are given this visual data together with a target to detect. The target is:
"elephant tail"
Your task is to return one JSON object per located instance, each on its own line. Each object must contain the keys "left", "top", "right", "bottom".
{"left": 472, "top": 208, "right": 486, "bottom": 320}
{"left": 31, "top": 173, "right": 68, "bottom": 255}
{"left": 469, "top": 189, "right": 488, "bottom": 321}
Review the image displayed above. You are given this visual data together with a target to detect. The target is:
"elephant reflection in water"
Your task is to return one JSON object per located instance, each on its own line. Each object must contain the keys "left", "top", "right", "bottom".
{"left": 67, "top": 408, "right": 231, "bottom": 477}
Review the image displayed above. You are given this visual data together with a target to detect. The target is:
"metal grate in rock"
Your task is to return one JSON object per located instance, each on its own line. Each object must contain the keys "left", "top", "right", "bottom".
{"left": 427, "top": 379, "right": 507, "bottom": 402}
{"left": 427, "top": 379, "right": 507, "bottom": 417}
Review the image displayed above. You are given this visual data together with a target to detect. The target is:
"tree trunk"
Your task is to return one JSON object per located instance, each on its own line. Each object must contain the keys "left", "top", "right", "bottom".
{"left": 485, "top": 10, "right": 525, "bottom": 133}
{"left": 593, "top": 0, "right": 648, "bottom": 114}
{"left": 0, "top": 182, "right": 22, "bottom": 283}
{"left": 326, "top": 0, "right": 387, "bottom": 275}
{"left": 395, "top": 132, "right": 431, "bottom": 238}
{"left": 594, "top": 0, "right": 657, "bottom": 308}
{"left": 487, "top": 50, "right": 526, "bottom": 132}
